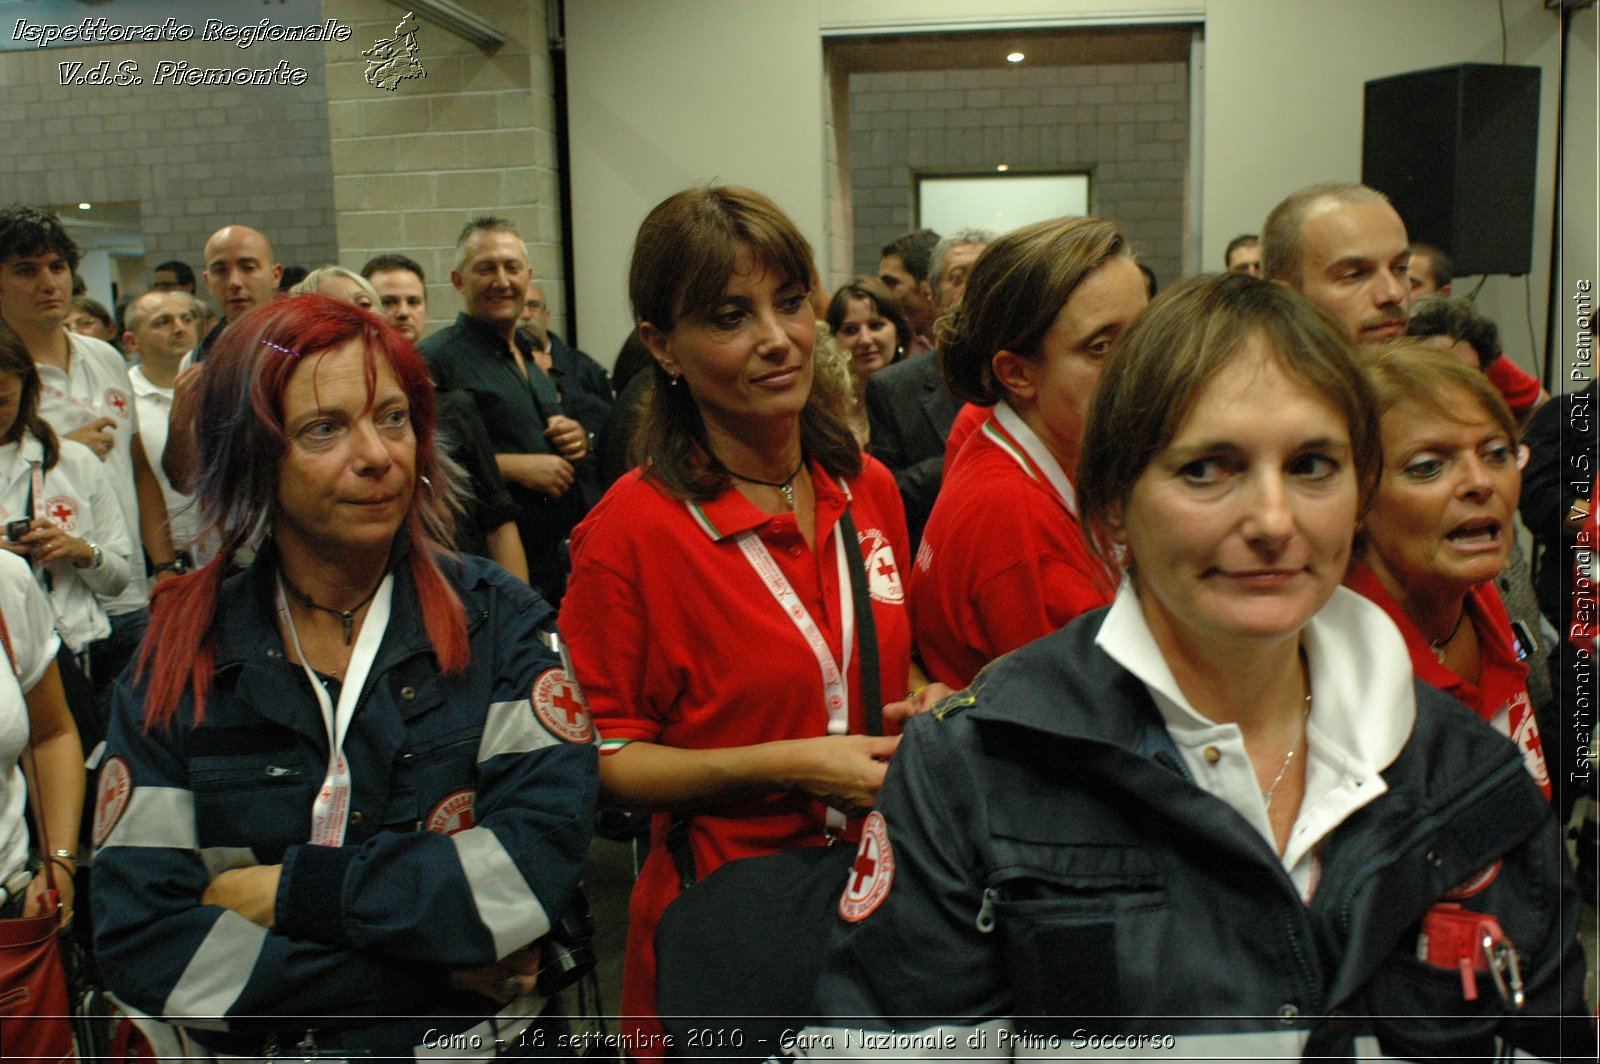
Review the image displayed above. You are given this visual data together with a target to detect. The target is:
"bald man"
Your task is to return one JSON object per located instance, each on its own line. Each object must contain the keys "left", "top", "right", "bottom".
{"left": 1262, "top": 182, "right": 1410, "bottom": 346}
{"left": 165, "top": 224, "right": 283, "bottom": 490}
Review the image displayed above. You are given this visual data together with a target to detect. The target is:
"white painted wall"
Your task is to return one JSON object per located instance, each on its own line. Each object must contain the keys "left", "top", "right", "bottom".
{"left": 1202, "top": 0, "right": 1568, "bottom": 385}
{"left": 565, "top": 0, "right": 830, "bottom": 361}
{"left": 567, "top": 0, "right": 1588, "bottom": 382}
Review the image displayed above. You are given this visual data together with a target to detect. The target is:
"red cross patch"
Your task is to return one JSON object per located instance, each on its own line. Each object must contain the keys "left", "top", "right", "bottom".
{"left": 532, "top": 667, "right": 593, "bottom": 744}
{"left": 839, "top": 810, "right": 895, "bottom": 922}
{"left": 93, "top": 756, "right": 132, "bottom": 848}
{"left": 857, "top": 528, "right": 904, "bottom": 605}
{"left": 426, "top": 789, "right": 477, "bottom": 836}
{"left": 105, "top": 388, "right": 131, "bottom": 420}
{"left": 44, "top": 495, "right": 78, "bottom": 532}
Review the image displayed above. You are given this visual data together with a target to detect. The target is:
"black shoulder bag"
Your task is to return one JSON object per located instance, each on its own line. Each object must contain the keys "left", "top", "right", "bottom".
{"left": 654, "top": 506, "right": 882, "bottom": 1059}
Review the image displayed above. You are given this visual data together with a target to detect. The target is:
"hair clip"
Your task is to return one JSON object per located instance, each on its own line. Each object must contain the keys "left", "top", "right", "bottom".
{"left": 261, "top": 339, "right": 301, "bottom": 358}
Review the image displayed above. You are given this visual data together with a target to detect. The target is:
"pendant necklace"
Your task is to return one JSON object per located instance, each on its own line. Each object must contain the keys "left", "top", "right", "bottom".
{"left": 279, "top": 569, "right": 384, "bottom": 645}
{"left": 725, "top": 456, "right": 805, "bottom": 511}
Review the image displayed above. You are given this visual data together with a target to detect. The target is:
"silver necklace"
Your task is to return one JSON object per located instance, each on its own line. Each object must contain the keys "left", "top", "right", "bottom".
{"left": 1262, "top": 692, "right": 1312, "bottom": 810}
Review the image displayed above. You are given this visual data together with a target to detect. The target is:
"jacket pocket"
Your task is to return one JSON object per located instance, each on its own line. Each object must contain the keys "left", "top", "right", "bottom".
{"left": 988, "top": 837, "right": 1169, "bottom": 1023}
{"left": 189, "top": 753, "right": 317, "bottom": 848}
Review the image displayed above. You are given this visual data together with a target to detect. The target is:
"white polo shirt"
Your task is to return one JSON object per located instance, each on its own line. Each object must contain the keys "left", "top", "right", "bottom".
{"left": 0, "top": 550, "right": 61, "bottom": 881}
{"left": 35, "top": 333, "right": 148, "bottom": 617}
{"left": 127, "top": 367, "right": 215, "bottom": 567}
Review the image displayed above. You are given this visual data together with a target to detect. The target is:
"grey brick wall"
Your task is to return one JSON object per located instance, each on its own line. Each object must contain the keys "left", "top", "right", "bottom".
{"left": 0, "top": 38, "right": 335, "bottom": 280}
{"left": 849, "top": 61, "right": 1187, "bottom": 290}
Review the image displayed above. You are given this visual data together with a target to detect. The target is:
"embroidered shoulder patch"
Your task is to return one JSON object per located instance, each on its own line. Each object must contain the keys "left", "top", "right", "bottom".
{"left": 426, "top": 789, "right": 477, "bottom": 835}
{"left": 93, "top": 756, "right": 132, "bottom": 847}
{"left": 531, "top": 667, "right": 593, "bottom": 743}
{"left": 839, "top": 810, "right": 895, "bottom": 922}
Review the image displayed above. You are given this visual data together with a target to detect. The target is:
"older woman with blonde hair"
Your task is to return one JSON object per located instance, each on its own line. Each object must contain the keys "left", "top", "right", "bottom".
{"left": 1346, "top": 341, "right": 1552, "bottom": 798}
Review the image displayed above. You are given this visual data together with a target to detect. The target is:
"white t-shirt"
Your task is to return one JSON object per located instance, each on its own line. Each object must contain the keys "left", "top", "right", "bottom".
{"left": 0, "top": 434, "right": 135, "bottom": 653}
{"left": 0, "top": 550, "right": 64, "bottom": 881}
{"left": 35, "top": 333, "right": 149, "bottom": 616}
{"left": 127, "top": 367, "right": 215, "bottom": 567}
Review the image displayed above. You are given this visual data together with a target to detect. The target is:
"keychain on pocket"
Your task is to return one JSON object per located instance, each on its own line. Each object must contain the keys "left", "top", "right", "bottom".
{"left": 1415, "top": 902, "right": 1525, "bottom": 1008}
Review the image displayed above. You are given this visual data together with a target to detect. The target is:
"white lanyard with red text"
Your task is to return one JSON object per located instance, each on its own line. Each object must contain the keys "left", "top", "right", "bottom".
{"left": 735, "top": 510, "right": 855, "bottom": 832}
{"left": 40, "top": 380, "right": 103, "bottom": 426}
{"left": 274, "top": 573, "right": 394, "bottom": 847}
{"left": 0, "top": 460, "right": 45, "bottom": 525}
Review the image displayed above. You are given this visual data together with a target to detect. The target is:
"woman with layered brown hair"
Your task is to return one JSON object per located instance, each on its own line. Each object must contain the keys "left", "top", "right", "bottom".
{"left": 910, "top": 215, "right": 1147, "bottom": 688}
{"left": 560, "top": 186, "right": 920, "bottom": 1046}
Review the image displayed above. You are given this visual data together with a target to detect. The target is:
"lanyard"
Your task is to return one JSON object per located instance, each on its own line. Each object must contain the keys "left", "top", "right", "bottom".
{"left": 733, "top": 501, "right": 855, "bottom": 831}
{"left": 992, "top": 400, "right": 1079, "bottom": 515}
{"left": 40, "top": 379, "right": 103, "bottom": 426}
{"left": 0, "top": 458, "right": 43, "bottom": 524}
{"left": 274, "top": 573, "right": 394, "bottom": 847}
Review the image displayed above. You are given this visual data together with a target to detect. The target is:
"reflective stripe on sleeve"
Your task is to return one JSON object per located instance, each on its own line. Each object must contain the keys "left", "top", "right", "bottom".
{"left": 162, "top": 910, "right": 268, "bottom": 1025}
{"left": 478, "top": 698, "right": 560, "bottom": 762}
{"left": 101, "top": 786, "right": 197, "bottom": 850}
{"left": 199, "top": 847, "right": 259, "bottom": 880}
{"left": 449, "top": 827, "right": 551, "bottom": 959}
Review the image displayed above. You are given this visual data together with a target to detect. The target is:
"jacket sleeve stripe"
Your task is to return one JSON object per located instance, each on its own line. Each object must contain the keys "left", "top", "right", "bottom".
{"left": 162, "top": 910, "right": 268, "bottom": 1023}
{"left": 479, "top": 698, "right": 561, "bottom": 762}
{"left": 449, "top": 827, "right": 551, "bottom": 958}
{"left": 102, "top": 786, "right": 197, "bottom": 850}
{"left": 199, "top": 846, "right": 259, "bottom": 880}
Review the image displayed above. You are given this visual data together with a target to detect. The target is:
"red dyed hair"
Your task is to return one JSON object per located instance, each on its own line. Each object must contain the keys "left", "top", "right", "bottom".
{"left": 138, "top": 294, "right": 469, "bottom": 728}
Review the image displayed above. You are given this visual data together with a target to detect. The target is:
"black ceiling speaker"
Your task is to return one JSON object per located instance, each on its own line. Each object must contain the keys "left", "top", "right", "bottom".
{"left": 1362, "top": 63, "right": 1541, "bottom": 277}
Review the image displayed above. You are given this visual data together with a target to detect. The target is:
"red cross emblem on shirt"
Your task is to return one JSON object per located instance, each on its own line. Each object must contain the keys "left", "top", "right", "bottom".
{"left": 532, "top": 667, "right": 593, "bottom": 743}
{"left": 108, "top": 391, "right": 126, "bottom": 414}
{"left": 43, "top": 496, "right": 77, "bottom": 531}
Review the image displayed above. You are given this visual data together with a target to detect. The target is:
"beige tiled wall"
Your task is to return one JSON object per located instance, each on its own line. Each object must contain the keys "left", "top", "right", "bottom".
{"left": 324, "top": 1, "right": 567, "bottom": 343}
{"left": 848, "top": 61, "right": 1188, "bottom": 290}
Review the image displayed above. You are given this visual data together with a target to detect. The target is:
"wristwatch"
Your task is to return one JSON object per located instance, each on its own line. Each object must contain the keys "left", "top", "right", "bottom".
{"left": 76, "top": 541, "right": 103, "bottom": 570}
{"left": 151, "top": 558, "right": 188, "bottom": 576}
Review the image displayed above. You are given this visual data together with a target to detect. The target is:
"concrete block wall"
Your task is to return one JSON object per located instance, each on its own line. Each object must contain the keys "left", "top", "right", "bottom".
{"left": 325, "top": 1, "right": 567, "bottom": 343}
{"left": 848, "top": 61, "right": 1187, "bottom": 290}
{"left": 0, "top": 38, "right": 335, "bottom": 285}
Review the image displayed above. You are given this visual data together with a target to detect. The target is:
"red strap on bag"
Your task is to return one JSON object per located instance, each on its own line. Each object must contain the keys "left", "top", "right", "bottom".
{"left": 0, "top": 604, "right": 75, "bottom": 1062}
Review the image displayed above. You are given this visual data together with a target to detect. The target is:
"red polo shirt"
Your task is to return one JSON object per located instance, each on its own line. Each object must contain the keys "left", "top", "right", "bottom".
{"left": 912, "top": 409, "right": 1116, "bottom": 688}
{"left": 1346, "top": 561, "right": 1551, "bottom": 800}
{"left": 1485, "top": 356, "right": 1542, "bottom": 419}
{"left": 559, "top": 456, "right": 912, "bottom": 1038}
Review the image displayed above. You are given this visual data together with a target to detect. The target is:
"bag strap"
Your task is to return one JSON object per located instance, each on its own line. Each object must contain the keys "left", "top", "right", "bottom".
{"left": 837, "top": 505, "right": 880, "bottom": 738}
{"left": 669, "top": 500, "right": 885, "bottom": 890}
{"left": 1, "top": 605, "right": 58, "bottom": 901}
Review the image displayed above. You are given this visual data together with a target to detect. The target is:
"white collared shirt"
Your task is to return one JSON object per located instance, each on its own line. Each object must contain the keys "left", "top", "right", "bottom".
{"left": 1096, "top": 581, "right": 1416, "bottom": 898}
{"left": 36, "top": 333, "right": 148, "bottom": 615}
{"left": 0, "top": 434, "right": 134, "bottom": 653}
{"left": 128, "top": 367, "right": 215, "bottom": 566}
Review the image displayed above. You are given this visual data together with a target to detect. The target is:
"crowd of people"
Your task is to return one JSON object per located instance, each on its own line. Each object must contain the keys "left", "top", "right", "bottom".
{"left": 0, "top": 171, "right": 1592, "bottom": 1061}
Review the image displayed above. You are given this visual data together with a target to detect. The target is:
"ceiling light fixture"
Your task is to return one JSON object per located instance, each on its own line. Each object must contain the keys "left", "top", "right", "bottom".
{"left": 1006, "top": 52, "right": 1025, "bottom": 64}
{"left": 77, "top": 203, "right": 91, "bottom": 210}
{"left": 996, "top": 164, "right": 1009, "bottom": 172}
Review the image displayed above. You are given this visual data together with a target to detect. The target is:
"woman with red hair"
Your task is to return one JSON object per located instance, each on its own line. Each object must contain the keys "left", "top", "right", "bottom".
{"left": 90, "top": 295, "right": 597, "bottom": 1057}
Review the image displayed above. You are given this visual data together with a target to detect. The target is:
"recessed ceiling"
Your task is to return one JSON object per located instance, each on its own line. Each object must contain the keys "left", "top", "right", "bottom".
{"left": 828, "top": 24, "right": 1192, "bottom": 76}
